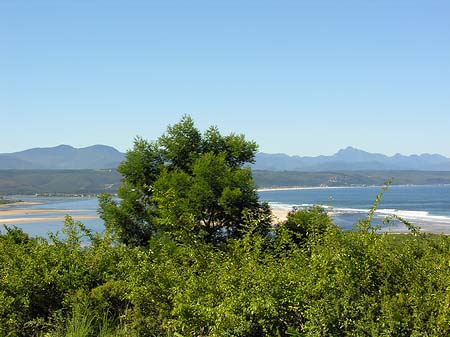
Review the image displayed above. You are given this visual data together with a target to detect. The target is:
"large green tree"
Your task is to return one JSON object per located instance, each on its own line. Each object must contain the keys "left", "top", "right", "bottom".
{"left": 99, "top": 116, "right": 271, "bottom": 246}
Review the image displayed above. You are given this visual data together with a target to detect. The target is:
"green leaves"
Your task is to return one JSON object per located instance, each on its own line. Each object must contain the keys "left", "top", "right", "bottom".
{"left": 278, "top": 206, "right": 336, "bottom": 246}
{"left": 2, "top": 208, "right": 450, "bottom": 336}
{"left": 99, "top": 115, "right": 267, "bottom": 246}
{"left": 158, "top": 115, "right": 202, "bottom": 172}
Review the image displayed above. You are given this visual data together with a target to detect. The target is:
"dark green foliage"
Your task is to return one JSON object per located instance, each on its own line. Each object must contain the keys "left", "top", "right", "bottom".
{"left": 2, "top": 119, "right": 450, "bottom": 336}
{"left": 0, "top": 169, "right": 121, "bottom": 195}
{"left": 278, "top": 206, "right": 336, "bottom": 245}
{"left": 0, "top": 217, "right": 128, "bottom": 337}
{"left": 2, "top": 206, "right": 450, "bottom": 336}
{"left": 159, "top": 116, "right": 202, "bottom": 171}
{"left": 99, "top": 115, "right": 270, "bottom": 246}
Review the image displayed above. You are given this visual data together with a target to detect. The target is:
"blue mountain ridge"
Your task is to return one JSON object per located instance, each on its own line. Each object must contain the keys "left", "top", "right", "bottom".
{"left": 0, "top": 145, "right": 449, "bottom": 171}
{"left": 252, "top": 146, "right": 450, "bottom": 171}
{"left": 0, "top": 145, "right": 125, "bottom": 169}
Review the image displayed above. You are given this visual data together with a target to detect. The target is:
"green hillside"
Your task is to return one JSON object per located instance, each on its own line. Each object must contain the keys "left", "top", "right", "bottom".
{"left": 0, "top": 169, "right": 121, "bottom": 195}
{"left": 1, "top": 169, "right": 450, "bottom": 195}
{"left": 253, "top": 170, "right": 450, "bottom": 188}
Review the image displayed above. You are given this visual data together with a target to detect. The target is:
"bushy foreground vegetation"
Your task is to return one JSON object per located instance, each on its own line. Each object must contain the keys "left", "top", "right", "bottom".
{"left": 2, "top": 211, "right": 450, "bottom": 337}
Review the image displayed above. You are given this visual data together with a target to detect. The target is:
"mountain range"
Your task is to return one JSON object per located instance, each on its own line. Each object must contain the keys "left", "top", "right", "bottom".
{"left": 1, "top": 145, "right": 450, "bottom": 171}
{"left": 254, "top": 147, "right": 450, "bottom": 171}
{"left": 0, "top": 145, "right": 125, "bottom": 170}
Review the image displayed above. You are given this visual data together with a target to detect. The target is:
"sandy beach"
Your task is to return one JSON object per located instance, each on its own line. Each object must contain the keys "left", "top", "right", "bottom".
{"left": 0, "top": 205, "right": 287, "bottom": 225}
{"left": 271, "top": 207, "right": 290, "bottom": 222}
{"left": 0, "top": 215, "right": 99, "bottom": 224}
{"left": 258, "top": 185, "right": 371, "bottom": 192}
{"left": 0, "top": 208, "right": 91, "bottom": 216}
{"left": 0, "top": 207, "right": 98, "bottom": 225}
{"left": 0, "top": 201, "right": 43, "bottom": 208}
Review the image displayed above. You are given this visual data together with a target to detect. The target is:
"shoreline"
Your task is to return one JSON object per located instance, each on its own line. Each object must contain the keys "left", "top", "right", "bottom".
{"left": 0, "top": 208, "right": 98, "bottom": 225}
{"left": 1, "top": 183, "right": 449, "bottom": 198}
{"left": 258, "top": 185, "right": 364, "bottom": 192}
{"left": 0, "top": 215, "right": 99, "bottom": 224}
{"left": 0, "top": 209, "right": 92, "bottom": 216}
{"left": 268, "top": 203, "right": 450, "bottom": 234}
{"left": 258, "top": 183, "right": 450, "bottom": 192}
{"left": 0, "top": 201, "right": 43, "bottom": 208}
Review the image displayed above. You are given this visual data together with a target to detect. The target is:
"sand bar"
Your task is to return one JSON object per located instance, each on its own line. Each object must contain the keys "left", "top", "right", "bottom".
{"left": 0, "top": 209, "right": 91, "bottom": 216}
{"left": 0, "top": 215, "right": 99, "bottom": 224}
{"left": 0, "top": 201, "right": 43, "bottom": 208}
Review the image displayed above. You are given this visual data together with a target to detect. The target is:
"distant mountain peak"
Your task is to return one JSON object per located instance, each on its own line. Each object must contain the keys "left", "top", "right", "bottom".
{"left": 0, "top": 144, "right": 125, "bottom": 170}
{"left": 342, "top": 146, "right": 359, "bottom": 151}
{"left": 85, "top": 144, "right": 119, "bottom": 150}
{"left": 253, "top": 147, "right": 450, "bottom": 171}
{"left": 55, "top": 144, "right": 74, "bottom": 149}
{"left": 1, "top": 144, "right": 449, "bottom": 171}
{"left": 81, "top": 144, "right": 123, "bottom": 154}
{"left": 335, "top": 146, "right": 366, "bottom": 155}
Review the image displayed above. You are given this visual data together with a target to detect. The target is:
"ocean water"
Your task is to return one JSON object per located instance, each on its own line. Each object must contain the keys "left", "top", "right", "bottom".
{"left": 1, "top": 184, "right": 450, "bottom": 236}
{"left": 258, "top": 185, "right": 450, "bottom": 233}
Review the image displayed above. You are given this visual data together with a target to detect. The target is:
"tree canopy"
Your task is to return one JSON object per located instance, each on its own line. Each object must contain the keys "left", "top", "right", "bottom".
{"left": 99, "top": 115, "right": 271, "bottom": 246}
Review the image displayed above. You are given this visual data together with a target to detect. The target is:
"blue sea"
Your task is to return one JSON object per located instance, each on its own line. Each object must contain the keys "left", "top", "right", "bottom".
{"left": 1, "top": 184, "right": 450, "bottom": 236}
{"left": 258, "top": 185, "right": 450, "bottom": 233}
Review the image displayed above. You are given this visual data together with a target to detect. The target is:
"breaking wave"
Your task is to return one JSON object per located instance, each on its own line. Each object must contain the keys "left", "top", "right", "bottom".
{"left": 268, "top": 202, "right": 450, "bottom": 225}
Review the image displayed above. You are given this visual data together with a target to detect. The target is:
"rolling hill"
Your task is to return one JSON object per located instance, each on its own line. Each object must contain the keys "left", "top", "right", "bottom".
{"left": 0, "top": 145, "right": 125, "bottom": 169}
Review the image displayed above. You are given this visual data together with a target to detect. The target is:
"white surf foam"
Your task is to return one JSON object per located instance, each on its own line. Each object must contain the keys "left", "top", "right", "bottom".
{"left": 268, "top": 202, "right": 450, "bottom": 226}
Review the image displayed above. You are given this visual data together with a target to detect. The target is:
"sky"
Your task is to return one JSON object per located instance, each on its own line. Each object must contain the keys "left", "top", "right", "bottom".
{"left": 1, "top": 0, "right": 450, "bottom": 157}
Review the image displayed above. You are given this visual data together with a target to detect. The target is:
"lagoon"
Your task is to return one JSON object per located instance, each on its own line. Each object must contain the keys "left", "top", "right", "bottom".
{"left": 1, "top": 184, "right": 450, "bottom": 236}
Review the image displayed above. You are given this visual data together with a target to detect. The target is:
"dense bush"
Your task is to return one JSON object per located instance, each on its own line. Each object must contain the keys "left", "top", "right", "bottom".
{"left": 1, "top": 207, "right": 450, "bottom": 336}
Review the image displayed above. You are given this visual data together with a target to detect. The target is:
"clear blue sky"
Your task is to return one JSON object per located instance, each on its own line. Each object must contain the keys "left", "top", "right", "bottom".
{"left": 2, "top": 0, "right": 449, "bottom": 156}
